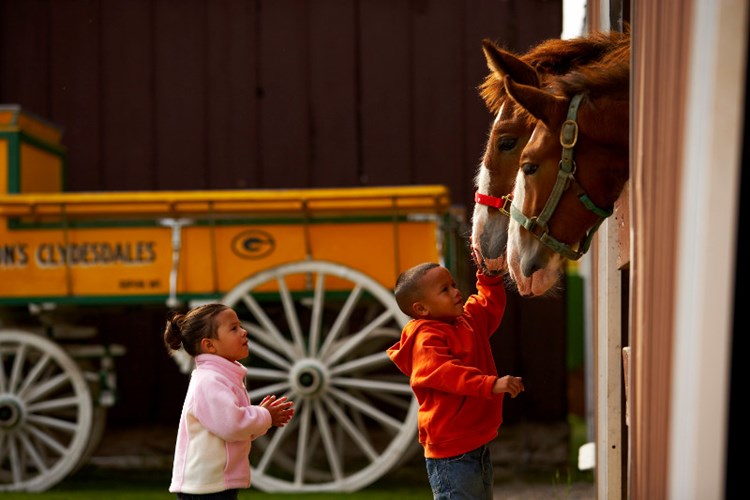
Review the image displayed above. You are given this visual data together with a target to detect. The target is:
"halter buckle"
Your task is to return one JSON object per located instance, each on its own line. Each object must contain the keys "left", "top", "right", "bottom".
{"left": 560, "top": 119, "right": 579, "bottom": 148}
{"left": 499, "top": 193, "right": 513, "bottom": 216}
{"left": 526, "top": 216, "right": 548, "bottom": 237}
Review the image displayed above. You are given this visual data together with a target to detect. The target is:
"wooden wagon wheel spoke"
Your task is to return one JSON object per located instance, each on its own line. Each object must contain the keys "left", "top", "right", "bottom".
{"left": 328, "top": 386, "right": 403, "bottom": 432}
{"left": 247, "top": 382, "right": 290, "bottom": 401}
{"left": 317, "top": 284, "right": 363, "bottom": 359}
{"left": 17, "top": 432, "right": 46, "bottom": 473}
{"left": 16, "top": 353, "right": 50, "bottom": 399}
{"left": 245, "top": 366, "right": 290, "bottom": 381}
{"left": 276, "top": 275, "right": 307, "bottom": 358}
{"left": 0, "top": 330, "right": 92, "bottom": 492}
{"left": 240, "top": 294, "right": 297, "bottom": 356}
{"left": 329, "top": 350, "right": 394, "bottom": 375}
{"left": 307, "top": 272, "right": 326, "bottom": 357}
{"left": 322, "top": 394, "right": 379, "bottom": 461}
{"left": 293, "top": 399, "right": 313, "bottom": 484}
{"left": 311, "top": 399, "right": 342, "bottom": 481}
{"left": 0, "top": 350, "right": 7, "bottom": 393}
{"left": 244, "top": 338, "right": 292, "bottom": 371}
{"left": 323, "top": 310, "right": 394, "bottom": 366}
{"left": 221, "top": 260, "right": 418, "bottom": 493}
{"left": 254, "top": 413, "right": 294, "bottom": 474}
{"left": 8, "top": 344, "right": 27, "bottom": 394}
{"left": 330, "top": 376, "right": 413, "bottom": 395}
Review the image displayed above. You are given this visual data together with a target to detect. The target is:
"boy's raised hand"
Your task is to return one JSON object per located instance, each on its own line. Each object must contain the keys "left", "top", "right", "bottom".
{"left": 492, "top": 375, "right": 525, "bottom": 398}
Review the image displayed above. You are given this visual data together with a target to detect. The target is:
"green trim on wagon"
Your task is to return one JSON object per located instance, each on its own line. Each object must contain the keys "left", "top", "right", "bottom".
{"left": 5, "top": 213, "right": 443, "bottom": 230}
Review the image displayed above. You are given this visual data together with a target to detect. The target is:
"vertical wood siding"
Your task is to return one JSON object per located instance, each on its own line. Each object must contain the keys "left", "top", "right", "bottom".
{"left": 1, "top": 0, "right": 562, "bottom": 207}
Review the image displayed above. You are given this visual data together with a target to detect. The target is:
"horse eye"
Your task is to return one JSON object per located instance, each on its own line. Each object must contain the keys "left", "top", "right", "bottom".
{"left": 498, "top": 137, "right": 517, "bottom": 152}
{"left": 522, "top": 163, "right": 539, "bottom": 175}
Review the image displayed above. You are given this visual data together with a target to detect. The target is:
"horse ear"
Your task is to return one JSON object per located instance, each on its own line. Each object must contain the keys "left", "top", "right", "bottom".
{"left": 503, "top": 75, "right": 567, "bottom": 127}
{"left": 481, "top": 39, "right": 540, "bottom": 87}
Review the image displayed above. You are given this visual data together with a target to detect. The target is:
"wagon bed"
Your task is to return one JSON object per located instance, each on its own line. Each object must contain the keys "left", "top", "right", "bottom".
{"left": 0, "top": 185, "right": 456, "bottom": 304}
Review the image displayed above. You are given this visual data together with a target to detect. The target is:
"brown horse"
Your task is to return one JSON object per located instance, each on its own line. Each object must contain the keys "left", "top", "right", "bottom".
{"left": 504, "top": 41, "right": 630, "bottom": 297}
{"left": 471, "top": 30, "right": 629, "bottom": 277}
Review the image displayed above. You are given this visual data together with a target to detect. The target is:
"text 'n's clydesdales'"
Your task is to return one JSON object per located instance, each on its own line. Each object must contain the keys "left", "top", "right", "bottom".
{"left": 0, "top": 105, "right": 469, "bottom": 493}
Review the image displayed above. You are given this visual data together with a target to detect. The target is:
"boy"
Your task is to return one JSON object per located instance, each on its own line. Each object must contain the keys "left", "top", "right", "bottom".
{"left": 387, "top": 261, "right": 524, "bottom": 500}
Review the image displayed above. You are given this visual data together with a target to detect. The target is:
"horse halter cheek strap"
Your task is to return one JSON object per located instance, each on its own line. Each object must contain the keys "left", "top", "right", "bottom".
{"left": 509, "top": 93, "right": 612, "bottom": 261}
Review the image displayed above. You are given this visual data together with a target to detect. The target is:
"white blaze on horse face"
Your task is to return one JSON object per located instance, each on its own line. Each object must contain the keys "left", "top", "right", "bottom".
{"left": 470, "top": 106, "right": 509, "bottom": 274}
{"left": 507, "top": 169, "right": 527, "bottom": 291}
{"left": 471, "top": 162, "right": 506, "bottom": 272}
{"left": 507, "top": 166, "right": 563, "bottom": 296}
{"left": 527, "top": 123, "right": 541, "bottom": 145}
{"left": 471, "top": 166, "right": 491, "bottom": 254}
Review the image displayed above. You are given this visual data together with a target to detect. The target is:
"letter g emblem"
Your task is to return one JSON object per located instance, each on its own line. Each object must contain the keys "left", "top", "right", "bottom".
{"left": 231, "top": 230, "right": 275, "bottom": 259}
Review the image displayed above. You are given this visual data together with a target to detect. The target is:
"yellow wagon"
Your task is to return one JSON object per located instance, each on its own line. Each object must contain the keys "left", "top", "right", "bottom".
{"left": 0, "top": 106, "right": 468, "bottom": 492}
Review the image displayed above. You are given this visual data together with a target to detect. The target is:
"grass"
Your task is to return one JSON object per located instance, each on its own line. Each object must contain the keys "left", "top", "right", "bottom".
{"left": 0, "top": 461, "right": 433, "bottom": 500}
{"left": 0, "top": 457, "right": 587, "bottom": 500}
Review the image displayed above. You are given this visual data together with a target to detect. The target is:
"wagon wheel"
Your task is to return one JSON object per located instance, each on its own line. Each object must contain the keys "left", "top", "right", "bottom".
{"left": 222, "top": 260, "right": 419, "bottom": 493}
{"left": 71, "top": 406, "right": 106, "bottom": 473}
{"left": 0, "top": 330, "right": 93, "bottom": 492}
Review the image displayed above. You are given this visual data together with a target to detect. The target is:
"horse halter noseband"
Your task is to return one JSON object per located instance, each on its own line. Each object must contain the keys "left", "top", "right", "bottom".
{"left": 474, "top": 191, "right": 512, "bottom": 217}
{"left": 508, "top": 93, "right": 612, "bottom": 261}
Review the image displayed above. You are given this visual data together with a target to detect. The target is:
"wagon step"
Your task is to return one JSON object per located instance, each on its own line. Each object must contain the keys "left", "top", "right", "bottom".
{"left": 65, "top": 343, "right": 126, "bottom": 359}
{"left": 65, "top": 343, "right": 127, "bottom": 408}
{"left": 51, "top": 324, "right": 99, "bottom": 339}
{"left": 2, "top": 323, "right": 100, "bottom": 339}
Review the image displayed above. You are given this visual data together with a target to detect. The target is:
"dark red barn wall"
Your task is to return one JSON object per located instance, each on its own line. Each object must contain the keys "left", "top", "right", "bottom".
{"left": 0, "top": 0, "right": 567, "bottom": 427}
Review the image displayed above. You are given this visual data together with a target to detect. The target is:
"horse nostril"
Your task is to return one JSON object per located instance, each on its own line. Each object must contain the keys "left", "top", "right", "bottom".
{"left": 522, "top": 258, "right": 540, "bottom": 277}
{"left": 480, "top": 228, "right": 507, "bottom": 260}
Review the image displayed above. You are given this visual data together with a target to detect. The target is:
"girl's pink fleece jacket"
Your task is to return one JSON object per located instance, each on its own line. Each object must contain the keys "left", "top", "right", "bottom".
{"left": 169, "top": 353, "right": 272, "bottom": 494}
{"left": 387, "top": 272, "right": 507, "bottom": 459}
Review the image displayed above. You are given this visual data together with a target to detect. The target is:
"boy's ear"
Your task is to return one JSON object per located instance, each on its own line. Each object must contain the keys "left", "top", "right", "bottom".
{"left": 412, "top": 301, "right": 429, "bottom": 318}
{"left": 201, "top": 337, "right": 217, "bottom": 354}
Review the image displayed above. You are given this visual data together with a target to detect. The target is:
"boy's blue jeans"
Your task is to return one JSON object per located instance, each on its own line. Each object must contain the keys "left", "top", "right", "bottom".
{"left": 425, "top": 444, "right": 494, "bottom": 499}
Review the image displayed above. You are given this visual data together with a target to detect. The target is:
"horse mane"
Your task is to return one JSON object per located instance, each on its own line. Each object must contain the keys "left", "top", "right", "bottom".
{"left": 551, "top": 41, "right": 630, "bottom": 99}
{"left": 523, "top": 29, "right": 629, "bottom": 76}
{"left": 479, "top": 28, "right": 630, "bottom": 114}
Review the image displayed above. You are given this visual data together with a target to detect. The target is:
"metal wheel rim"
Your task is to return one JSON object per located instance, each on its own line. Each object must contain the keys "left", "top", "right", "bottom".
{"left": 221, "top": 260, "right": 418, "bottom": 493}
{"left": 0, "top": 330, "right": 93, "bottom": 492}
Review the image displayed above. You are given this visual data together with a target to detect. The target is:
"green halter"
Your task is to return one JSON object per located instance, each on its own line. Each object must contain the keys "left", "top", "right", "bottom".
{"left": 509, "top": 93, "right": 612, "bottom": 261}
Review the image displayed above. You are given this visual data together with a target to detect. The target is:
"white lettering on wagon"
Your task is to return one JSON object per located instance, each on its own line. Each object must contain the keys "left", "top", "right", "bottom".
{"left": 0, "top": 244, "right": 29, "bottom": 268}
{"left": 34, "top": 241, "right": 157, "bottom": 267}
{"left": 0, "top": 241, "right": 156, "bottom": 269}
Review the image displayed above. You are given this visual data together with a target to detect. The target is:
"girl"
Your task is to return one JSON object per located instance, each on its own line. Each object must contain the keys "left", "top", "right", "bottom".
{"left": 164, "top": 303, "right": 294, "bottom": 500}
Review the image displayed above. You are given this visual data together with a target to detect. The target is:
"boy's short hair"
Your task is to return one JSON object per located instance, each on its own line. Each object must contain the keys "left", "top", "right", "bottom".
{"left": 394, "top": 262, "right": 440, "bottom": 317}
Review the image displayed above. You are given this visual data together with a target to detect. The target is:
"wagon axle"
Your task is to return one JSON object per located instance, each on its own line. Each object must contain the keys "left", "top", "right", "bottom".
{"left": 289, "top": 359, "right": 328, "bottom": 396}
{"left": 0, "top": 396, "right": 23, "bottom": 430}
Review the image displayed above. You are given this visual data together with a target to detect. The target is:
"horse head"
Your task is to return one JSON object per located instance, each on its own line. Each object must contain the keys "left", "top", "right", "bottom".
{"left": 471, "top": 30, "right": 630, "bottom": 279}
{"left": 471, "top": 41, "right": 539, "bottom": 277}
{"left": 504, "top": 42, "right": 630, "bottom": 297}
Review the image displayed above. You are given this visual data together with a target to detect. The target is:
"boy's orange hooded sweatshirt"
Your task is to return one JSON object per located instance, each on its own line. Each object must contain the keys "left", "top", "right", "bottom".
{"left": 387, "top": 272, "right": 507, "bottom": 459}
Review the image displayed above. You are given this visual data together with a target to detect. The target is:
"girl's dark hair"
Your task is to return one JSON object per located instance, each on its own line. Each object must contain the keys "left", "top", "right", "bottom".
{"left": 163, "top": 303, "right": 229, "bottom": 357}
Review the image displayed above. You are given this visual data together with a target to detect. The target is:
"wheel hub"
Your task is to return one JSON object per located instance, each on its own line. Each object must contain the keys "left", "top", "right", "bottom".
{"left": 289, "top": 359, "right": 328, "bottom": 397}
{"left": 0, "top": 395, "right": 25, "bottom": 430}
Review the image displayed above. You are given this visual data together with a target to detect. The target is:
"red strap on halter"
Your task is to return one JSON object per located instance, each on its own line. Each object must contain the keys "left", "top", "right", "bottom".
{"left": 474, "top": 191, "right": 512, "bottom": 209}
